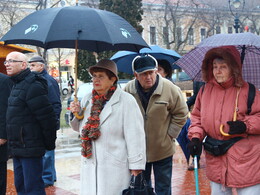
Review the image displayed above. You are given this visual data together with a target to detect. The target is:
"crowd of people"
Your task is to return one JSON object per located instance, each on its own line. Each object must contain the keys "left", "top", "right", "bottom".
{"left": 1, "top": 46, "right": 260, "bottom": 195}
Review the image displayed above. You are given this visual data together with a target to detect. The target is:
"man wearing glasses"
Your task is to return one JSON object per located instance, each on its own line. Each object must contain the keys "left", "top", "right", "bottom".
{"left": 4, "top": 51, "right": 57, "bottom": 195}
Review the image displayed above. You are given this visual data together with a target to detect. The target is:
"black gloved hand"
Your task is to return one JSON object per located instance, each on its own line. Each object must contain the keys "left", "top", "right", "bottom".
{"left": 187, "top": 138, "right": 202, "bottom": 157}
{"left": 227, "top": 120, "right": 247, "bottom": 135}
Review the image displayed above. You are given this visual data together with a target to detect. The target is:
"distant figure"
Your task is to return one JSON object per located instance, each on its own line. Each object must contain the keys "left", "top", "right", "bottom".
{"left": 68, "top": 75, "right": 74, "bottom": 92}
{"left": 0, "top": 73, "right": 13, "bottom": 195}
{"left": 157, "top": 59, "right": 173, "bottom": 81}
{"left": 29, "top": 56, "right": 62, "bottom": 188}
{"left": 5, "top": 51, "right": 57, "bottom": 194}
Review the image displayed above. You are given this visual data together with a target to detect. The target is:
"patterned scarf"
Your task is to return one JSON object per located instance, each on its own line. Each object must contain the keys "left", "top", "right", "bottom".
{"left": 81, "top": 85, "right": 117, "bottom": 158}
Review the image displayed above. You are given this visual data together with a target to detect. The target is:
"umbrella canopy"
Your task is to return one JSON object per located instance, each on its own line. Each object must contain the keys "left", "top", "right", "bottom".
{"left": 110, "top": 45, "right": 181, "bottom": 74}
{"left": 1, "top": 6, "right": 148, "bottom": 52}
{"left": 175, "top": 32, "right": 260, "bottom": 89}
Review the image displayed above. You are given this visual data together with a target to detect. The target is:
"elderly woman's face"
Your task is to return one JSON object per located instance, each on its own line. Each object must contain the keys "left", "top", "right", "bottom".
{"left": 92, "top": 71, "right": 116, "bottom": 95}
{"left": 213, "top": 58, "right": 231, "bottom": 84}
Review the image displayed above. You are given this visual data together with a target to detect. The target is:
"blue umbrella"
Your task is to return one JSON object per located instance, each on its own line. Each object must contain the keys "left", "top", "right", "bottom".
{"left": 110, "top": 45, "right": 181, "bottom": 74}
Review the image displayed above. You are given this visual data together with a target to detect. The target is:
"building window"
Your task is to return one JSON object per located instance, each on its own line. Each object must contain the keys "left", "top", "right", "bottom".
{"left": 177, "top": 27, "right": 182, "bottom": 45}
{"left": 163, "top": 27, "right": 169, "bottom": 45}
{"left": 150, "top": 26, "right": 156, "bottom": 45}
{"left": 188, "top": 28, "right": 194, "bottom": 45}
{"left": 216, "top": 26, "right": 221, "bottom": 34}
{"left": 200, "top": 28, "right": 206, "bottom": 41}
{"left": 228, "top": 27, "right": 233, "bottom": 34}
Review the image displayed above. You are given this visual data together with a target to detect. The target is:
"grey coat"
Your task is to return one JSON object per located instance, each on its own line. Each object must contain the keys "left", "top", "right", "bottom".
{"left": 70, "top": 87, "right": 146, "bottom": 195}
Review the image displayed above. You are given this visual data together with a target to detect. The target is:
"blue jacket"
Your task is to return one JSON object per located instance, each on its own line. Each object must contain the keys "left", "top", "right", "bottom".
{"left": 40, "top": 69, "right": 61, "bottom": 130}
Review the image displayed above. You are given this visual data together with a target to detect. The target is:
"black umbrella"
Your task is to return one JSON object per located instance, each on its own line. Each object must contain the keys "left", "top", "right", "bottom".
{"left": 1, "top": 6, "right": 148, "bottom": 52}
{"left": 1, "top": 6, "right": 149, "bottom": 119}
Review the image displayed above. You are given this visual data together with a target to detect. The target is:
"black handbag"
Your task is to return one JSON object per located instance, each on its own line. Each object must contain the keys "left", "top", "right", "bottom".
{"left": 203, "top": 136, "right": 243, "bottom": 156}
{"left": 122, "top": 173, "right": 156, "bottom": 195}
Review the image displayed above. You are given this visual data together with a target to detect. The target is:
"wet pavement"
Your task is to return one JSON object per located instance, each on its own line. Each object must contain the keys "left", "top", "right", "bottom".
{"left": 6, "top": 128, "right": 211, "bottom": 195}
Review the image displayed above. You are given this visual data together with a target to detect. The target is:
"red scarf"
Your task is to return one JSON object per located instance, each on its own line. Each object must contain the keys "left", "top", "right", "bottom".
{"left": 81, "top": 85, "right": 116, "bottom": 158}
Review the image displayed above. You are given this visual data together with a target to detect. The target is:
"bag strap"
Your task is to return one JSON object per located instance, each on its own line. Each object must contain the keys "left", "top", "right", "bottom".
{"left": 247, "top": 82, "right": 255, "bottom": 115}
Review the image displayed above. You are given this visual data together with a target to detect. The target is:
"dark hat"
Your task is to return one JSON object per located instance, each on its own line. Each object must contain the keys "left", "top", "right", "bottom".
{"left": 28, "top": 56, "right": 46, "bottom": 64}
{"left": 132, "top": 54, "right": 158, "bottom": 74}
{"left": 89, "top": 59, "right": 118, "bottom": 81}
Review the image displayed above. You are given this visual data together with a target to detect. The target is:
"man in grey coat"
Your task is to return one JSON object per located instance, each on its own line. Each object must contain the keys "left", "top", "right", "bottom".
{"left": 124, "top": 55, "right": 188, "bottom": 195}
{"left": 29, "top": 56, "right": 62, "bottom": 188}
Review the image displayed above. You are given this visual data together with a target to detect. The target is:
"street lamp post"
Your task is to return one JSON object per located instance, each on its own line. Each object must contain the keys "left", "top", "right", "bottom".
{"left": 228, "top": 0, "right": 245, "bottom": 33}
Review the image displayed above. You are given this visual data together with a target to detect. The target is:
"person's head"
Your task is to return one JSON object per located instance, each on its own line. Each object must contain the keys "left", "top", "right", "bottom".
{"left": 157, "top": 59, "right": 172, "bottom": 79}
{"left": 88, "top": 59, "right": 118, "bottom": 95}
{"left": 132, "top": 54, "right": 158, "bottom": 90}
{"left": 202, "top": 46, "right": 243, "bottom": 87}
{"left": 4, "top": 51, "right": 28, "bottom": 76}
{"left": 28, "top": 56, "right": 46, "bottom": 73}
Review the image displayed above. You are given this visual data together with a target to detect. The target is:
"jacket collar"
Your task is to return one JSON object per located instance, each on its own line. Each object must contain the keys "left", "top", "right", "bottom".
{"left": 11, "top": 68, "right": 31, "bottom": 83}
{"left": 210, "top": 76, "right": 235, "bottom": 89}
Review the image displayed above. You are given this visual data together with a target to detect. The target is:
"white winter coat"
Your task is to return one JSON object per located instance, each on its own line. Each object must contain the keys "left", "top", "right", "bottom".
{"left": 70, "top": 87, "right": 146, "bottom": 195}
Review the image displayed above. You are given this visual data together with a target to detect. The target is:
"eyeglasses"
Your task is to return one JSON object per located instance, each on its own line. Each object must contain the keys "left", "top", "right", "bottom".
{"left": 4, "top": 59, "right": 23, "bottom": 65}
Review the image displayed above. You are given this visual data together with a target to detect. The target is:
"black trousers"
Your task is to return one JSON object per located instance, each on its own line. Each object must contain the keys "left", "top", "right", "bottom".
{"left": 0, "top": 161, "right": 7, "bottom": 195}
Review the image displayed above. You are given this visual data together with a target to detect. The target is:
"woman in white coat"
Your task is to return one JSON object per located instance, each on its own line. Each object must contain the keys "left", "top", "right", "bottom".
{"left": 70, "top": 59, "right": 146, "bottom": 195}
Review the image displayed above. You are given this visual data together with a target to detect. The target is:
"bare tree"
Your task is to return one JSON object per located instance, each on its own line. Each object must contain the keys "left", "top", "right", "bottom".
{"left": 144, "top": 0, "right": 202, "bottom": 53}
{"left": 0, "top": 0, "right": 28, "bottom": 37}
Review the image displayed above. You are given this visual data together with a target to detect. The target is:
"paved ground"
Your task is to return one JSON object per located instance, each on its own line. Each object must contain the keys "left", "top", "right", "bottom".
{"left": 6, "top": 128, "right": 211, "bottom": 195}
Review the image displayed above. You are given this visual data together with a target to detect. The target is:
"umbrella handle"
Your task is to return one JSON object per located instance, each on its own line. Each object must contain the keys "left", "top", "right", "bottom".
{"left": 73, "top": 97, "right": 85, "bottom": 120}
{"left": 220, "top": 88, "right": 240, "bottom": 136}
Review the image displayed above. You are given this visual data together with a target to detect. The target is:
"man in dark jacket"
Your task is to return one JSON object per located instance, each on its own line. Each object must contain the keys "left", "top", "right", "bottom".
{"left": 0, "top": 73, "right": 13, "bottom": 195}
{"left": 29, "top": 55, "right": 61, "bottom": 188}
{"left": 4, "top": 51, "right": 57, "bottom": 195}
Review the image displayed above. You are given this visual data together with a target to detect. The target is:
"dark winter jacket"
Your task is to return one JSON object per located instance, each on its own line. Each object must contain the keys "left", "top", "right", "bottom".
{"left": 6, "top": 68, "right": 57, "bottom": 157}
{"left": 40, "top": 69, "right": 61, "bottom": 130}
{"left": 0, "top": 73, "right": 13, "bottom": 162}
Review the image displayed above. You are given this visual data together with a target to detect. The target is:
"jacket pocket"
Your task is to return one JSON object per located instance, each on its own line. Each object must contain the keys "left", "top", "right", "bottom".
{"left": 105, "top": 151, "right": 127, "bottom": 168}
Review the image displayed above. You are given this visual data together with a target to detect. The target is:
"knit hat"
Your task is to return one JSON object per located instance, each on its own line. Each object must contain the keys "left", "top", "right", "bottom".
{"left": 89, "top": 59, "right": 118, "bottom": 81}
{"left": 28, "top": 56, "right": 46, "bottom": 64}
{"left": 132, "top": 54, "right": 158, "bottom": 74}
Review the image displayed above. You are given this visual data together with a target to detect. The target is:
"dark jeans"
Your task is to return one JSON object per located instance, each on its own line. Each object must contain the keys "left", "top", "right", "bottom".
{"left": 13, "top": 157, "right": 46, "bottom": 195}
{"left": 0, "top": 161, "right": 7, "bottom": 195}
{"left": 42, "top": 150, "right": 56, "bottom": 185}
{"left": 143, "top": 156, "right": 172, "bottom": 195}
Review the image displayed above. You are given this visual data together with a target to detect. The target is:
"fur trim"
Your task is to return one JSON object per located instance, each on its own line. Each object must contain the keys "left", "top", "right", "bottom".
{"left": 202, "top": 46, "right": 244, "bottom": 87}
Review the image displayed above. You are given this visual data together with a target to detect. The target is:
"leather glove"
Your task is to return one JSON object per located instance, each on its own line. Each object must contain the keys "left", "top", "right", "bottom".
{"left": 227, "top": 120, "right": 247, "bottom": 135}
{"left": 187, "top": 138, "right": 202, "bottom": 157}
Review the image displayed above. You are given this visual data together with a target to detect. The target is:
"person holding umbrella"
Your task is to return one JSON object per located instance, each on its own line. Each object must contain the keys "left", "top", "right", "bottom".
{"left": 188, "top": 46, "right": 260, "bottom": 194}
{"left": 69, "top": 59, "right": 146, "bottom": 195}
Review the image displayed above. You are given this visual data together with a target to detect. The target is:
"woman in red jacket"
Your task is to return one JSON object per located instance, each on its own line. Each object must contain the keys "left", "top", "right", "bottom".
{"left": 188, "top": 46, "right": 260, "bottom": 195}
